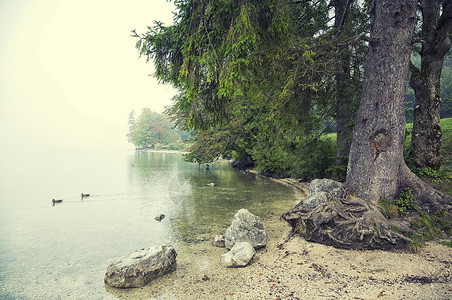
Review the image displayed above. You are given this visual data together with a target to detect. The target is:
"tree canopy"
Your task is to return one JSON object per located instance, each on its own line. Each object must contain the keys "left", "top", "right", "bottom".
{"left": 134, "top": 0, "right": 452, "bottom": 178}
{"left": 134, "top": 0, "right": 370, "bottom": 178}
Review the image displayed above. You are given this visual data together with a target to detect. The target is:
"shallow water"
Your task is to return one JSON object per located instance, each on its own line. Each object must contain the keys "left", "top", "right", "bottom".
{"left": 0, "top": 149, "right": 295, "bottom": 299}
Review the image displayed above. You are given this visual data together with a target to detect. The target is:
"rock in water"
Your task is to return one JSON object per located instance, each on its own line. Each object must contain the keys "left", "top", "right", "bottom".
{"left": 213, "top": 234, "right": 225, "bottom": 247}
{"left": 104, "top": 245, "right": 177, "bottom": 288}
{"left": 221, "top": 242, "right": 255, "bottom": 267}
{"left": 224, "top": 209, "right": 267, "bottom": 249}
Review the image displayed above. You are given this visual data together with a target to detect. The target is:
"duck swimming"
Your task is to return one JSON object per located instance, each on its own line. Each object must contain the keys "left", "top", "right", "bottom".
{"left": 52, "top": 199, "right": 63, "bottom": 203}
{"left": 81, "top": 193, "right": 90, "bottom": 198}
{"left": 154, "top": 214, "right": 165, "bottom": 222}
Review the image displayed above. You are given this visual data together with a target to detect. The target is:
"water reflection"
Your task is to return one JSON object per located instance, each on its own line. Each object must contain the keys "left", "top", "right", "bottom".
{"left": 127, "top": 152, "right": 295, "bottom": 247}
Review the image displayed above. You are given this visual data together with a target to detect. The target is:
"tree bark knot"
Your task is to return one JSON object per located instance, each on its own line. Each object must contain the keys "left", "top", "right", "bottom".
{"left": 369, "top": 129, "right": 392, "bottom": 161}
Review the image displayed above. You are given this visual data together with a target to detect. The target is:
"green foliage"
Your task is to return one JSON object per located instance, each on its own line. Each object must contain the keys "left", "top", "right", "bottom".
{"left": 327, "top": 164, "right": 347, "bottom": 181}
{"left": 134, "top": 0, "right": 369, "bottom": 177}
{"left": 394, "top": 187, "right": 416, "bottom": 216}
{"left": 417, "top": 167, "right": 441, "bottom": 182}
{"left": 440, "top": 118, "right": 452, "bottom": 175}
{"left": 411, "top": 210, "right": 447, "bottom": 242}
{"left": 291, "top": 137, "right": 336, "bottom": 180}
{"left": 382, "top": 198, "right": 452, "bottom": 252}
{"left": 440, "top": 240, "right": 452, "bottom": 248}
{"left": 378, "top": 188, "right": 418, "bottom": 218}
{"left": 167, "top": 143, "right": 188, "bottom": 151}
{"left": 378, "top": 198, "right": 400, "bottom": 218}
{"left": 183, "top": 129, "right": 240, "bottom": 164}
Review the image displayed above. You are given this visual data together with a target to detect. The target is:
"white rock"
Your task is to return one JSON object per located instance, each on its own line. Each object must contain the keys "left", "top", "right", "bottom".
{"left": 224, "top": 209, "right": 267, "bottom": 249}
{"left": 220, "top": 242, "right": 255, "bottom": 267}
{"left": 104, "top": 245, "right": 177, "bottom": 288}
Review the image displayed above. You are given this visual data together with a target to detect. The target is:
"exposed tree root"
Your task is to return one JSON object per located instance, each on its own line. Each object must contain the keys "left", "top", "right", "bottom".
{"left": 281, "top": 188, "right": 411, "bottom": 250}
{"left": 398, "top": 163, "right": 452, "bottom": 213}
{"left": 282, "top": 167, "right": 452, "bottom": 251}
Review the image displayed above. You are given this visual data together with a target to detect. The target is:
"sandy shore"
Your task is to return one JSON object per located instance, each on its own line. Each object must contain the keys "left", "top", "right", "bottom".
{"left": 109, "top": 179, "right": 452, "bottom": 300}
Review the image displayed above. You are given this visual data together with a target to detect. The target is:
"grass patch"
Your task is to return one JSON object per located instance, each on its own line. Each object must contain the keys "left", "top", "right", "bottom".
{"left": 405, "top": 118, "right": 452, "bottom": 193}
{"left": 440, "top": 240, "right": 452, "bottom": 248}
{"left": 379, "top": 198, "right": 400, "bottom": 218}
{"left": 405, "top": 209, "right": 452, "bottom": 252}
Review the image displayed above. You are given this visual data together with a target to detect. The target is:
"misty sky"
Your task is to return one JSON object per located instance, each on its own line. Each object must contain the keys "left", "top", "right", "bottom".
{"left": 0, "top": 0, "right": 177, "bottom": 151}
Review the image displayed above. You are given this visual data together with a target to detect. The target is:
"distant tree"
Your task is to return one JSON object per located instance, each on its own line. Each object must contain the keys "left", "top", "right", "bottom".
{"left": 126, "top": 110, "right": 137, "bottom": 144}
{"left": 409, "top": 0, "right": 452, "bottom": 170}
{"left": 127, "top": 108, "right": 180, "bottom": 149}
{"left": 333, "top": 0, "right": 369, "bottom": 166}
{"left": 441, "top": 55, "right": 452, "bottom": 118}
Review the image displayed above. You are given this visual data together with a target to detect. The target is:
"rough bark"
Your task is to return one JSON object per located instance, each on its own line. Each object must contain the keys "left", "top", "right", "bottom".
{"left": 410, "top": 0, "right": 452, "bottom": 171}
{"left": 347, "top": 0, "right": 418, "bottom": 204}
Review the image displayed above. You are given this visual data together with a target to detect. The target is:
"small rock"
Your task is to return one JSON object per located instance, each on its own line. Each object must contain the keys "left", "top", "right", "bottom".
{"left": 213, "top": 235, "right": 225, "bottom": 247}
{"left": 221, "top": 242, "right": 255, "bottom": 267}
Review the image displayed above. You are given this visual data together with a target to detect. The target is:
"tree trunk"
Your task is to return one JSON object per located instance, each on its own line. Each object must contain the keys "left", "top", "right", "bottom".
{"left": 282, "top": 0, "right": 452, "bottom": 251}
{"left": 334, "top": 0, "right": 354, "bottom": 166}
{"left": 346, "top": 0, "right": 418, "bottom": 204}
{"left": 410, "top": 0, "right": 452, "bottom": 171}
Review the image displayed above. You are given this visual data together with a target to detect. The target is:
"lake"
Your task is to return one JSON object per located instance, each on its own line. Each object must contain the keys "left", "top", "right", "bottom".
{"left": 0, "top": 147, "right": 295, "bottom": 299}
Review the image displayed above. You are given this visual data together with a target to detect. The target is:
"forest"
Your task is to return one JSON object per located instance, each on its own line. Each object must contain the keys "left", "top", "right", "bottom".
{"left": 131, "top": 0, "right": 452, "bottom": 250}
{"left": 127, "top": 108, "right": 189, "bottom": 150}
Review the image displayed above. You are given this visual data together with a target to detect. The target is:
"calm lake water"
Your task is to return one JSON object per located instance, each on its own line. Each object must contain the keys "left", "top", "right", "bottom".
{"left": 0, "top": 147, "right": 295, "bottom": 299}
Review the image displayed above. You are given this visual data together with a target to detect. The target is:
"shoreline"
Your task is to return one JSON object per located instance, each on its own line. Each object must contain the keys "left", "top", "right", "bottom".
{"left": 135, "top": 149, "right": 189, "bottom": 154}
{"left": 108, "top": 175, "right": 452, "bottom": 299}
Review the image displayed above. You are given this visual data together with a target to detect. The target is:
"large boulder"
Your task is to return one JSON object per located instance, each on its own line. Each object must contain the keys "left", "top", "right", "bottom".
{"left": 301, "top": 179, "right": 343, "bottom": 208}
{"left": 104, "top": 245, "right": 177, "bottom": 288}
{"left": 220, "top": 242, "right": 255, "bottom": 267}
{"left": 224, "top": 209, "right": 267, "bottom": 249}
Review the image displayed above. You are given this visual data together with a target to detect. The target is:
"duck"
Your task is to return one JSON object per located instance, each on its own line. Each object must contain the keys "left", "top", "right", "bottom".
{"left": 206, "top": 182, "right": 215, "bottom": 187}
{"left": 81, "top": 193, "right": 90, "bottom": 198}
{"left": 52, "top": 199, "right": 63, "bottom": 203}
{"left": 154, "top": 214, "right": 165, "bottom": 222}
